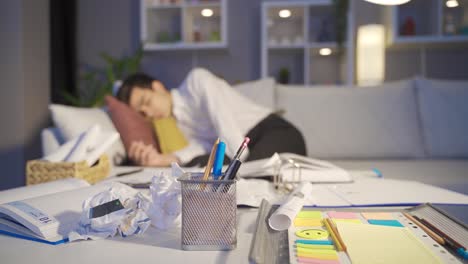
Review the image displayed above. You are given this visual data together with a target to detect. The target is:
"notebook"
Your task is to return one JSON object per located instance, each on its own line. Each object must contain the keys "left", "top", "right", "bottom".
{"left": 0, "top": 180, "right": 121, "bottom": 245}
{"left": 250, "top": 200, "right": 467, "bottom": 264}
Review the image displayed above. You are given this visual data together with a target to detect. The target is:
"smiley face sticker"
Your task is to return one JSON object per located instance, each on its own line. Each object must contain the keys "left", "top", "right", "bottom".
{"left": 295, "top": 229, "right": 329, "bottom": 240}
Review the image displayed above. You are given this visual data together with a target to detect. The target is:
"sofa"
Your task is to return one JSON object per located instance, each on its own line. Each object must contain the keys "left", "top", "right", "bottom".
{"left": 43, "top": 77, "right": 468, "bottom": 195}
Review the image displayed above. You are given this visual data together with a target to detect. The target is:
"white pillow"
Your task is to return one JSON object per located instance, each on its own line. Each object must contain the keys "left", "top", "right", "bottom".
{"left": 277, "top": 80, "right": 425, "bottom": 159}
{"left": 49, "top": 104, "right": 126, "bottom": 164}
{"left": 234, "top": 78, "right": 276, "bottom": 109}
{"left": 417, "top": 78, "right": 468, "bottom": 158}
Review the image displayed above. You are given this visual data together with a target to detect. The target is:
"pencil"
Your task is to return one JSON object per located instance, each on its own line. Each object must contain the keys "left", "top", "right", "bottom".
{"left": 323, "top": 218, "right": 347, "bottom": 252}
{"left": 403, "top": 213, "right": 445, "bottom": 245}
{"left": 418, "top": 217, "right": 465, "bottom": 250}
{"left": 202, "top": 138, "right": 220, "bottom": 181}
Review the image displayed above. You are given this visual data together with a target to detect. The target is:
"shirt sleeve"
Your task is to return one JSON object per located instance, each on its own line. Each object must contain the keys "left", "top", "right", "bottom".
{"left": 173, "top": 139, "right": 206, "bottom": 165}
{"left": 185, "top": 68, "right": 251, "bottom": 160}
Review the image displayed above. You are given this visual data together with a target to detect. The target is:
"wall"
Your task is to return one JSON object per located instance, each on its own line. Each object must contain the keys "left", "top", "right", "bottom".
{"left": 0, "top": 0, "right": 50, "bottom": 190}
{"left": 77, "top": 0, "right": 264, "bottom": 89}
{"left": 354, "top": 0, "right": 468, "bottom": 82}
{"left": 76, "top": 0, "right": 468, "bottom": 89}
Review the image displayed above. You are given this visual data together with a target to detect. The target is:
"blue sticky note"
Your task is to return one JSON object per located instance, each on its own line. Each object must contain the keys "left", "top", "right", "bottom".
{"left": 295, "top": 239, "right": 333, "bottom": 245}
{"left": 368, "top": 219, "right": 404, "bottom": 227}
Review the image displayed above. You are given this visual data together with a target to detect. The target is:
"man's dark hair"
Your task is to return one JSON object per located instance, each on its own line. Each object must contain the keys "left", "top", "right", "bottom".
{"left": 116, "top": 73, "right": 156, "bottom": 103}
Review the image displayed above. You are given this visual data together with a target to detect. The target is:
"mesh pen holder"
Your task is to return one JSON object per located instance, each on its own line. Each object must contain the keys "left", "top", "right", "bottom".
{"left": 178, "top": 172, "right": 237, "bottom": 251}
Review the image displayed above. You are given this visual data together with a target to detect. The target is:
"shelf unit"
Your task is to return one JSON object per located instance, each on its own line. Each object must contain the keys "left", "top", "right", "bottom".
{"left": 261, "top": 1, "right": 354, "bottom": 86}
{"left": 389, "top": 0, "right": 468, "bottom": 44}
{"left": 140, "top": 0, "right": 227, "bottom": 50}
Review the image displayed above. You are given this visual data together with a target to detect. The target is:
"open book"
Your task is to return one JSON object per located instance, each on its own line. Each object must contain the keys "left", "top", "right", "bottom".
{"left": 237, "top": 178, "right": 468, "bottom": 208}
{"left": 0, "top": 179, "right": 116, "bottom": 245}
{"left": 238, "top": 153, "right": 354, "bottom": 183}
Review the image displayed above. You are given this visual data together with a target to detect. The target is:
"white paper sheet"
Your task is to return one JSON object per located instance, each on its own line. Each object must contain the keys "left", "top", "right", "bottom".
{"left": 329, "top": 178, "right": 468, "bottom": 206}
{"left": 0, "top": 178, "right": 90, "bottom": 204}
{"left": 268, "top": 182, "right": 313, "bottom": 231}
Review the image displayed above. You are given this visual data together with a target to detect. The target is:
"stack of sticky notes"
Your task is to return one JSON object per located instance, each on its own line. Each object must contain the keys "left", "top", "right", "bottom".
{"left": 326, "top": 211, "right": 363, "bottom": 225}
{"left": 292, "top": 210, "right": 341, "bottom": 264}
{"left": 361, "top": 212, "right": 404, "bottom": 227}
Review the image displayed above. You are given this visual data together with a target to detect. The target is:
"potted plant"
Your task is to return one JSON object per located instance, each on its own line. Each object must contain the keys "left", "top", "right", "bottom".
{"left": 62, "top": 47, "right": 143, "bottom": 107}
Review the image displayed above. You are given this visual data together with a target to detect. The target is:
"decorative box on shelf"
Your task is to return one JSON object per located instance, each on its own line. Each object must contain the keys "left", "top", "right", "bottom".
{"left": 26, "top": 155, "right": 110, "bottom": 185}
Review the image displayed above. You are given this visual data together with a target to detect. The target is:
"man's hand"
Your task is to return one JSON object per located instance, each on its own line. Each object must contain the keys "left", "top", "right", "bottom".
{"left": 128, "top": 141, "right": 179, "bottom": 167}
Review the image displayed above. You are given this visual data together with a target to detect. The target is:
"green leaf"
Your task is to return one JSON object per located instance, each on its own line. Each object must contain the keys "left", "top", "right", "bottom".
{"left": 60, "top": 90, "right": 82, "bottom": 106}
{"left": 100, "top": 53, "right": 117, "bottom": 66}
{"left": 65, "top": 47, "right": 144, "bottom": 107}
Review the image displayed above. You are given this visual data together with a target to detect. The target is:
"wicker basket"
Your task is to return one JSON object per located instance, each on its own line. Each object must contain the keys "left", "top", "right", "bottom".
{"left": 26, "top": 155, "right": 111, "bottom": 185}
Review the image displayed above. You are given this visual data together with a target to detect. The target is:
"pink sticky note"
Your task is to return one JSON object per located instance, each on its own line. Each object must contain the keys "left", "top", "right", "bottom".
{"left": 297, "top": 257, "right": 341, "bottom": 264}
{"left": 327, "top": 211, "right": 359, "bottom": 219}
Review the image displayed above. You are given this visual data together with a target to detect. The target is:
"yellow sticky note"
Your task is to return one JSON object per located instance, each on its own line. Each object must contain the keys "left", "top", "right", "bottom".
{"left": 296, "top": 243, "right": 335, "bottom": 250}
{"left": 361, "top": 212, "right": 394, "bottom": 220}
{"left": 294, "top": 218, "right": 323, "bottom": 227}
{"left": 332, "top": 219, "right": 362, "bottom": 225}
{"left": 336, "top": 222, "right": 443, "bottom": 264}
{"left": 297, "top": 247, "right": 338, "bottom": 255}
{"left": 297, "top": 210, "right": 323, "bottom": 219}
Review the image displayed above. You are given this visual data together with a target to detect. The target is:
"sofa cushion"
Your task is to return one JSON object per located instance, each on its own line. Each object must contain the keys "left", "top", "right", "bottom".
{"left": 49, "top": 104, "right": 126, "bottom": 165}
{"left": 417, "top": 78, "right": 468, "bottom": 158}
{"left": 105, "top": 96, "right": 159, "bottom": 157}
{"left": 276, "top": 80, "right": 425, "bottom": 159}
{"left": 234, "top": 78, "right": 276, "bottom": 109}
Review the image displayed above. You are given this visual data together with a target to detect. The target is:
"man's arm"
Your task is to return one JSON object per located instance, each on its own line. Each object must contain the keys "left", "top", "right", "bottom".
{"left": 128, "top": 141, "right": 179, "bottom": 167}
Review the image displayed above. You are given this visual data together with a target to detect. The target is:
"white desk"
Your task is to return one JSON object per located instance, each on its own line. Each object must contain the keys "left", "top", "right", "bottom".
{"left": 0, "top": 207, "right": 259, "bottom": 264}
{"left": 1, "top": 166, "right": 467, "bottom": 263}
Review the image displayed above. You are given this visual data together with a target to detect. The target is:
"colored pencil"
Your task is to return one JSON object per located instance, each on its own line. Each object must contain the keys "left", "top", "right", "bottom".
{"left": 403, "top": 213, "right": 445, "bottom": 245}
{"left": 323, "top": 218, "right": 347, "bottom": 252}
{"left": 202, "top": 138, "right": 220, "bottom": 181}
{"left": 419, "top": 217, "right": 465, "bottom": 250}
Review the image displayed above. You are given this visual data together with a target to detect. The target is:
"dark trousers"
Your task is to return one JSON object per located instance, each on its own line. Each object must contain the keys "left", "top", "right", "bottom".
{"left": 245, "top": 114, "right": 306, "bottom": 161}
{"left": 185, "top": 114, "right": 306, "bottom": 166}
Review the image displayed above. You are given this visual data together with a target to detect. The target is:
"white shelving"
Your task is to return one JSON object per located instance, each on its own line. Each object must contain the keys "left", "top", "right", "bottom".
{"left": 261, "top": 1, "right": 354, "bottom": 86}
{"left": 140, "top": 0, "right": 227, "bottom": 50}
{"left": 390, "top": 0, "right": 468, "bottom": 44}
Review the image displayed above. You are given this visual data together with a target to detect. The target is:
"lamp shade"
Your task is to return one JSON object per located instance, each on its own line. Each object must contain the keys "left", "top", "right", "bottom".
{"left": 357, "top": 24, "right": 385, "bottom": 86}
{"left": 363, "top": 0, "right": 411, "bottom": 5}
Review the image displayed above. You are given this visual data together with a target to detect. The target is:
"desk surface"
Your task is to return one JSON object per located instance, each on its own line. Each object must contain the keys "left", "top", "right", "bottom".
{"left": 1, "top": 166, "right": 467, "bottom": 264}
{"left": 0, "top": 207, "right": 259, "bottom": 264}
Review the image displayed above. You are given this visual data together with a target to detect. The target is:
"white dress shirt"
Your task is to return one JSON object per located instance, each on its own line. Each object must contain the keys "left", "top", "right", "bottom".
{"left": 171, "top": 68, "right": 272, "bottom": 164}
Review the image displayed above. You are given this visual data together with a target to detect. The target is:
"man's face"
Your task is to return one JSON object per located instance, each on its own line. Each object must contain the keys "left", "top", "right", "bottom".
{"left": 129, "top": 81, "right": 169, "bottom": 119}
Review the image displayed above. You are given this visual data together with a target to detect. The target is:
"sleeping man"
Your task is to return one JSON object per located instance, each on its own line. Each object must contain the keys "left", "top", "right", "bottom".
{"left": 116, "top": 68, "right": 306, "bottom": 167}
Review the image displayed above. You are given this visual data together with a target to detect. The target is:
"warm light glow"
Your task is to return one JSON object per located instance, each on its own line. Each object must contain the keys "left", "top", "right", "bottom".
{"left": 201, "top": 8, "right": 213, "bottom": 17}
{"left": 363, "top": 0, "right": 411, "bottom": 5}
{"left": 446, "top": 0, "right": 459, "bottom": 8}
{"left": 278, "top": 9, "right": 291, "bottom": 18}
{"left": 319, "top": 48, "right": 332, "bottom": 56}
{"left": 357, "top": 24, "right": 385, "bottom": 86}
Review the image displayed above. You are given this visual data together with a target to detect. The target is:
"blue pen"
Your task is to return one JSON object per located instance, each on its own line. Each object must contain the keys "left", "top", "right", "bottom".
{"left": 212, "top": 141, "right": 226, "bottom": 180}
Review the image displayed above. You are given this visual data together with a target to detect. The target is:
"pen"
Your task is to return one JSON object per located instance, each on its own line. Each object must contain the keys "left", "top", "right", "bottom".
{"left": 232, "top": 137, "right": 250, "bottom": 161}
{"left": 212, "top": 141, "right": 226, "bottom": 180}
{"left": 220, "top": 137, "right": 250, "bottom": 180}
{"left": 115, "top": 168, "right": 144, "bottom": 177}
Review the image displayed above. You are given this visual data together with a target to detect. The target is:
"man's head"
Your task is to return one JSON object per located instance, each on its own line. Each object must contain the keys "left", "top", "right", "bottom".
{"left": 117, "top": 73, "right": 172, "bottom": 119}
